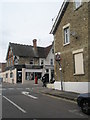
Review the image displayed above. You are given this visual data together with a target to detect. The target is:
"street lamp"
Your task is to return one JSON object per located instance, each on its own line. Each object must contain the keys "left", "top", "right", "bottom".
{"left": 55, "top": 52, "right": 63, "bottom": 91}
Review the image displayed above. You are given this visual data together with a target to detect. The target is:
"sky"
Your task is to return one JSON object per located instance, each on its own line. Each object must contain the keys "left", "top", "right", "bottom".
{"left": 0, "top": 0, "right": 64, "bottom": 62}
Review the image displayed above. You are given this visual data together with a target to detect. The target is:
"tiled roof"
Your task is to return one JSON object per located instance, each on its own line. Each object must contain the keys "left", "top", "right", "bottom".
{"left": 6, "top": 42, "right": 53, "bottom": 59}
{"left": 10, "top": 43, "right": 35, "bottom": 57}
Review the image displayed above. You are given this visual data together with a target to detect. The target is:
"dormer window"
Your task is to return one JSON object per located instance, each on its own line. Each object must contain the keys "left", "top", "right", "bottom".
{"left": 50, "top": 59, "right": 53, "bottom": 65}
{"left": 74, "top": 0, "right": 82, "bottom": 9}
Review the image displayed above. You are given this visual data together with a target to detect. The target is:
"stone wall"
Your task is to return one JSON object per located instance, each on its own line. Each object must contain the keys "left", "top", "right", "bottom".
{"left": 19, "top": 57, "right": 39, "bottom": 65}
{"left": 19, "top": 57, "right": 30, "bottom": 64}
{"left": 88, "top": 1, "right": 90, "bottom": 84}
{"left": 54, "top": 2, "right": 88, "bottom": 82}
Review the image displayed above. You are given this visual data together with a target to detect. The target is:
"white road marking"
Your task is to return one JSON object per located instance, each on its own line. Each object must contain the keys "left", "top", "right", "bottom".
{"left": 27, "top": 94, "right": 38, "bottom": 99}
{"left": 26, "top": 88, "right": 30, "bottom": 90}
{"left": 22, "top": 91, "right": 38, "bottom": 99}
{"left": 0, "top": 93, "right": 1, "bottom": 96}
{"left": 3, "top": 96, "right": 26, "bottom": 113}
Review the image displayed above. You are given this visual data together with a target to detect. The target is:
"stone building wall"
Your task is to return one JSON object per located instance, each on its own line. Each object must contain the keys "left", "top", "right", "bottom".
{"left": 88, "top": 1, "right": 90, "bottom": 83}
{"left": 19, "top": 57, "right": 30, "bottom": 64}
{"left": 54, "top": 2, "right": 88, "bottom": 82}
{"left": 19, "top": 57, "right": 39, "bottom": 65}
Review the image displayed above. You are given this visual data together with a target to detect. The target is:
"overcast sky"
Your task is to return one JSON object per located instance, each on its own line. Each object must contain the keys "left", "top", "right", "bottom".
{"left": 0, "top": 0, "right": 64, "bottom": 62}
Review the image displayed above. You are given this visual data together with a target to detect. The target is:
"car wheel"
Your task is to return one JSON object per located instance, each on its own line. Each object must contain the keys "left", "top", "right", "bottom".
{"left": 81, "top": 100, "right": 90, "bottom": 115}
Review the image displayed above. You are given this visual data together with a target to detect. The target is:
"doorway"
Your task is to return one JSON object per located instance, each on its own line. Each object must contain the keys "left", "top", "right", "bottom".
{"left": 17, "top": 69, "right": 22, "bottom": 83}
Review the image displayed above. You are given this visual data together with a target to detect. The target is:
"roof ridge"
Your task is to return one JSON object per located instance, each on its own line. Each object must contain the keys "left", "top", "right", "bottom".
{"left": 10, "top": 42, "right": 32, "bottom": 47}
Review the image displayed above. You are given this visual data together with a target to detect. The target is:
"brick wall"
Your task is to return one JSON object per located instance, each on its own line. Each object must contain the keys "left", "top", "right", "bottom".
{"left": 54, "top": 2, "right": 88, "bottom": 82}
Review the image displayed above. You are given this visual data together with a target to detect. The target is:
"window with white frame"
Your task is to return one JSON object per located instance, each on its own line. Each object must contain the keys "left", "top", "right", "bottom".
{"left": 74, "top": 0, "right": 82, "bottom": 9}
{"left": 73, "top": 52, "right": 84, "bottom": 75}
{"left": 64, "top": 26, "right": 70, "bottom": 45}
{"left": 50, "top": 59, "right": 53, "bottom": 65}
{"left": 41, "top": 60, "right": 44, "bottom": 65}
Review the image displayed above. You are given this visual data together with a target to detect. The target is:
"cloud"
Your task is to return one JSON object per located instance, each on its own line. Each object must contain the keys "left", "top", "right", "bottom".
{"left": 1, "top": 0, "right": 63, "bottom": 3}
{"left": 0, "top": 1, "right": 63, "bottom": 62}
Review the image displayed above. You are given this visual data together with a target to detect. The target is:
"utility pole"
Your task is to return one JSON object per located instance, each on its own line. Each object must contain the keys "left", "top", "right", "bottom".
{"left": 55, "top": 52, "right": 63, "bottom": 91}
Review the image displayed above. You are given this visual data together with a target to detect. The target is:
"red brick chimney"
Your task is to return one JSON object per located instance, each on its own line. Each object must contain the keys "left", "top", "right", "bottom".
{"left": 33, "top": 39, "right": 37, "bottom": 50}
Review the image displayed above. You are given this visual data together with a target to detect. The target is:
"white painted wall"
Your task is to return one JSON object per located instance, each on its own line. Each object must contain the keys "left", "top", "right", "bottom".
{"left": 54, "top": 81, "right": 90, "bottom": 93}
{"left": 0, "top": 69, "right": 17, "bottom": 84}
{"left": 22, "top": 68, "right": 25, "bottom": 84}
{"left": 39, "top": 58, "right": 45, "bottom": 66}
{"left": 0, "top": 72, "right": 6, "bottom": 82}
{"left": 45, "top": 47, "right": 54, "bottom": 66}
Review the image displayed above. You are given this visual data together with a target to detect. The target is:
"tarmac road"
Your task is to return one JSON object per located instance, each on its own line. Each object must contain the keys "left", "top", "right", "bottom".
{"left": 1, "top": 82, "right": 89, "bottom": 119}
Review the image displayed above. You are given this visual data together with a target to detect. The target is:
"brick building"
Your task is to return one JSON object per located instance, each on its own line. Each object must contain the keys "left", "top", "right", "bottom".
{"left": 1, "top": 39, "right": 54, "bottom": 84}
{"left": 50, "top": 0, "right": 90, "bottom": 93}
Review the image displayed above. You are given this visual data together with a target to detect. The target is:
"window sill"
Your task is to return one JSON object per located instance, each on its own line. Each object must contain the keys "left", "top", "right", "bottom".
{"left": 73, "top": 73, "right": 85, "bottom": 76}
{"left": 63, "top": 42, "right": 70, "bottom": 46}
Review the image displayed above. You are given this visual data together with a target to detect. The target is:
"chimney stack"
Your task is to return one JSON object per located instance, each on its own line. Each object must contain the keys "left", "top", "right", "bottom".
{"left": 33, "top": 39, "right": 37, "bottom": 49}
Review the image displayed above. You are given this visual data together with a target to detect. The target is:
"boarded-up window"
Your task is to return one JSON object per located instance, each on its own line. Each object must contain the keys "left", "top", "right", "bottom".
{"left": 74, "top": 53, "right": 84, "bottom": 74}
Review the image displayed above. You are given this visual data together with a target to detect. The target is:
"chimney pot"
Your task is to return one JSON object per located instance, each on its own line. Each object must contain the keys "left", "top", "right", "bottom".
{"left": 33, "top": 39, "right": 37, "bottom": 49}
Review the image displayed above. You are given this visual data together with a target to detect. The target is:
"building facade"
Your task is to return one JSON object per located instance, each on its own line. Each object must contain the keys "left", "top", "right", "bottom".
{"left": 0, "top": 63, "right": 6, "bottom": 82}
{"left": 50, "top": 1, "right": 90, "bottom": 93}
{"left": 1, "top": 39, "right": 54, "bottom": 84}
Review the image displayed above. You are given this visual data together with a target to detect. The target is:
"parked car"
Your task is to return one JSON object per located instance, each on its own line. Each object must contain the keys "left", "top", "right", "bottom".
{"left": 77, "top": 93, "right": 90, "bottom": 115}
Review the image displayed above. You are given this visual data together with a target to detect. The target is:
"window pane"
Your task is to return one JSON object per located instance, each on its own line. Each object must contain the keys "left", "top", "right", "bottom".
{"left": 50, "top": 59, "right": 53, "bottom": 65}
{"left": 64, "top": 27, "right": 70, "bottom": 44}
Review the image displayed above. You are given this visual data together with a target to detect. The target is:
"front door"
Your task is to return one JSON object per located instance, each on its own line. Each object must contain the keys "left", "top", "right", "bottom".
{"left": 17, "top": 69, "right": 22, "bottom": 83}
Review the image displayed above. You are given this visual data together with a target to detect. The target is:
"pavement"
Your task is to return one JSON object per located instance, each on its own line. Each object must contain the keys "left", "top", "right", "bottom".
{"left": 38, "top": 86, "right": 79, "bottom": 102}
